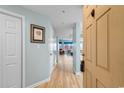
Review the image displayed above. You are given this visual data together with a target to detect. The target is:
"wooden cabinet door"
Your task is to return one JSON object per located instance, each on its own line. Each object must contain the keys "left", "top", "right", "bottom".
{"left": 83, "top": 5, "right": 124, "bottom": 88}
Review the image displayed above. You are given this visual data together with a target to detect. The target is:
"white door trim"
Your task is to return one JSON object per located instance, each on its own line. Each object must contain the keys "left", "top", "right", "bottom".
{"left": 0, "top": 8, "right": 25, "bottom": 88}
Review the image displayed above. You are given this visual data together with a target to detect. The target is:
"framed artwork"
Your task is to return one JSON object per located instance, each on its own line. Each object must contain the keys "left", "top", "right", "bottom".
{"left": 30, "top": 24, "right": 45, "bottom": 43}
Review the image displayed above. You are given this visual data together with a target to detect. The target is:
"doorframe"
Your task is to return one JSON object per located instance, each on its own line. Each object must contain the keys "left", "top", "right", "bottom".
{"left": 0, "top": 8, "right": 25, "bottom": 88}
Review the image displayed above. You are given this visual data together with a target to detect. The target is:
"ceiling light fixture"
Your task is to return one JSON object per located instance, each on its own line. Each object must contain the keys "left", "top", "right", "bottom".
{"left": 62, "top": 10, "right": 65, "bottom": 13}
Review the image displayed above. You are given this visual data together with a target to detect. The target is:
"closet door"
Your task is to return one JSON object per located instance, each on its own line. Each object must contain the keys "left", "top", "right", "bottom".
{"left": 0, "top": 17, "right": 2, "bottom": 87}
{"left": 0, "top": 12, "right": 22, "bottom": 88}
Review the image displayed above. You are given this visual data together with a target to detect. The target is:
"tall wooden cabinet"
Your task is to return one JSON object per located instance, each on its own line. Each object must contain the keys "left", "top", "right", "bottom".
{"left": 83, "top": 6, "right": 124, "bottom": 88}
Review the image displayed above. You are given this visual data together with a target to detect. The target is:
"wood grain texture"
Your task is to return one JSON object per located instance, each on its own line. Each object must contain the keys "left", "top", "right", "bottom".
{"left": 84, "top": 5, "right": 124, "bottom": 87}
{"left": 36, "top": 55, "right": 83, "bottom": 88}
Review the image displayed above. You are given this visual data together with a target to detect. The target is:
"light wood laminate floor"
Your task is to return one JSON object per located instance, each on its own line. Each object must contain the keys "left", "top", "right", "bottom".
{"left": 36, "top": 55, "right": 83, "bottom": 88}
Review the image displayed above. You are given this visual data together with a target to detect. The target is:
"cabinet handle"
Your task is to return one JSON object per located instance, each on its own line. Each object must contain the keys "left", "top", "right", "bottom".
{"left": 91, "top": 9, "right": 95, "bottom": 17}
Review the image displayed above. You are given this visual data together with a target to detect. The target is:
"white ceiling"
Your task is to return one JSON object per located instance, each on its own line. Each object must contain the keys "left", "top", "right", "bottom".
{"left": 22, "top": 5, "right": 83, "bottom": 39}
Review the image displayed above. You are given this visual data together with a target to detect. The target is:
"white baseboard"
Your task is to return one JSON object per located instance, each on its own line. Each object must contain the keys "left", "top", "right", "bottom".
{"left": 50, "top": 64, "right": 56, "bottom": 75}
{"left": 74, "top": 72, "right": 81, "bottom": 76}
{"left": 27, "top": 77, "right": 50, "bottom": 88}
{"left": 50, "top": 66, "right": 54, "bottom": 75}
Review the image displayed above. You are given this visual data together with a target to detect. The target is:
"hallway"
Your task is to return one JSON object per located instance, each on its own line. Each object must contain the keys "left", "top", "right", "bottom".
{"left": 37, "top": 55, "right": 83, "bottom": 88}
{"left": 1, "top": 5, "right": 124, "bottom": 88}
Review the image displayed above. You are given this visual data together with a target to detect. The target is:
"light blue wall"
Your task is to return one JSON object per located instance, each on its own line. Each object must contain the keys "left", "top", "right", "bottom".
{"left": 0, "top": 5, "right": 54, "bottom": 87}
{"left": 73, "top": 23, "right": 81, "bottom": 74}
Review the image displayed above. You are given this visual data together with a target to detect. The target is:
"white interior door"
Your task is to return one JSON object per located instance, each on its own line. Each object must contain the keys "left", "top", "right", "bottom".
{"left": 0, "top": 16, "right": 2, "bottom": 87}
{"left": 49, "top": 39, "right": 54, "bottom": 74}
{"left": 0, "top": 12, "right": 21, "bottom": 88}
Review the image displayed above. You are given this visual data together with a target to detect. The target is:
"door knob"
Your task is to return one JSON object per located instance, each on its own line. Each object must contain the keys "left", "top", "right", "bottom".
{"left": 91, "top": 9, "right": 95, "bottom": 17}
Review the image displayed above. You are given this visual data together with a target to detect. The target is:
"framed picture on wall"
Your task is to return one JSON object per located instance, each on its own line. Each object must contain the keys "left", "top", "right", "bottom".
{"left": 30, "top": 24, "right": 45, "bottom": 43}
